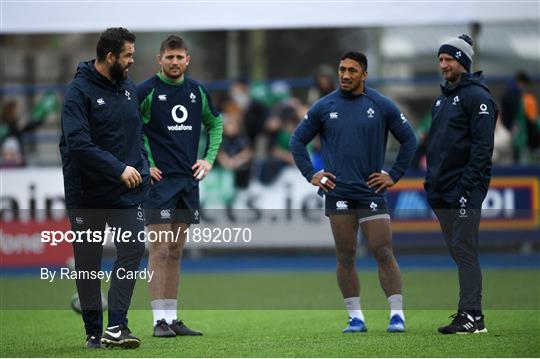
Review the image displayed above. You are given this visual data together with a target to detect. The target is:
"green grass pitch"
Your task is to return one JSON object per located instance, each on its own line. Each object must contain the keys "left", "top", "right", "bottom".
{"left": 1, "top": 269, "right": 539, "bottom": 357}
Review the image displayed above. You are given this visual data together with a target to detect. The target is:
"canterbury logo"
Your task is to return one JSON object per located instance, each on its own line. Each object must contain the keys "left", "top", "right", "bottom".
{"left": 336, "top": 201, "right": 348, "bottom": 210}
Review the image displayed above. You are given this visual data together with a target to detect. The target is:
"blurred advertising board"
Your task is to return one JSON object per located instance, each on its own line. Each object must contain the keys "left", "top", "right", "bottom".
{"left": 1, "top": 167, "right": 539, "bottom": 261}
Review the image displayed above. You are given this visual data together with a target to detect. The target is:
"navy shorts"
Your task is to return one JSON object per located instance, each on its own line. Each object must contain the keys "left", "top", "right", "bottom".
{"left": 325, "top": 195, "right": 390, "bottom": 223}
{"left": 144, "top": 176, "right": 200, "bottom": 225}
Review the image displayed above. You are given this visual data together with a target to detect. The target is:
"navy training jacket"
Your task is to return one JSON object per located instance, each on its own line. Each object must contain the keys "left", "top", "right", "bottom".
{"left": 425, "top": 71, "right": 497, "bottom": 202}
{"left": 59, "top": 60, "right": 149, "bottom": 209}
{"left": 290, "top": 87, "right": 417, "bottom": 201}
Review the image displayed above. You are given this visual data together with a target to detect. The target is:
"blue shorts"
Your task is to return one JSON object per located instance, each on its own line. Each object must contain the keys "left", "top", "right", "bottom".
{"left": 325, "top": 195, "right": 390, "bottom": 223}
{"left": 144, "top": 176, "right": 200, "bottom": 225}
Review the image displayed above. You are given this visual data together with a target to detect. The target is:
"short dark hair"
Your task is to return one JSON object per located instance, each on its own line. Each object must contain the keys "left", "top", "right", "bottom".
{"left": 159, "top": 35, "right": 188, "bottom": 54}
{"left": 340, "top": 51, "right": 368, "bottom": 71}
{"left": 96, "top": 27, "right": 135, "bottom": 62}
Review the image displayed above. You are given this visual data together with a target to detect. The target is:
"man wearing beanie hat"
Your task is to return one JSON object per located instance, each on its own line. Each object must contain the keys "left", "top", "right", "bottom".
{"left": 424, "top": 35, "right": 498, "bottom": 334}
{"left": 438, "top": 35, "right": 475, "bottom": 74}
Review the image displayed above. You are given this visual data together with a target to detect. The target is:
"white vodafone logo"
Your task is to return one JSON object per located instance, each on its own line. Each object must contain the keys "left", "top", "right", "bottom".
{"left": 171, "top": 105, "right": 188, "bottom": 123}
{"left": 479, "top": 103, "right": 490, "bottom": 115}
{"left": 168, "top": 104, "right": 192, "bottom": 131}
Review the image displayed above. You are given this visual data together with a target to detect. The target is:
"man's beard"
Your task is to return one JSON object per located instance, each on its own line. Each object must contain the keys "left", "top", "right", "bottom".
{"left": 340, "top": 82, "right": 360, "bottom": 93}
{"left": 165, "top": 67, "right": 182, "bottom": 80}
{"left": 110, "top": 61, "right": 128, "bottom": 82}
{"left": 446, "top": 72, "right": 461, "bottom": 84}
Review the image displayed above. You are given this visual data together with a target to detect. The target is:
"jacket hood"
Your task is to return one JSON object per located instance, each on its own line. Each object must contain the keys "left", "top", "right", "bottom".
{"left": 74, "top": 60, "right": 125, "bottom": 91}
{"left": 441, "top": 71, "right": 490, "bottom": 96}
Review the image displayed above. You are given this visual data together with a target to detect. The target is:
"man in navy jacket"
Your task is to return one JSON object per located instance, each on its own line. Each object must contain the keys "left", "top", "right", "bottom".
{"left": 59, "top": 27, "right": 149, "bottom": 349}
{"left": 290, "top": 52, "right": 416, "bottom": 333}
{"left": 425, "top": 35, "right": 497, "bottom": 334}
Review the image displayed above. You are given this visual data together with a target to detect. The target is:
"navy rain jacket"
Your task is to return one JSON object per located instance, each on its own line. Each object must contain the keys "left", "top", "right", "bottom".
{"left": 59, "top": 60, "right": 149, "bottom": 209}
{"left": 425, "top": 71, "right": 497, "bottom": 202}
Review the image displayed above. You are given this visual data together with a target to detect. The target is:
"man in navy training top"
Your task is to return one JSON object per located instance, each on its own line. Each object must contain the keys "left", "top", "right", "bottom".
{"left": 425, "top": 35, "right": 496, "bottom": 334}
{"left": 290, "top": 51, "right": 416, "bottom": 333}
{"left": 60, "top": 27, "right": 149, "bottom": 349}
{"left": 137, "top": 35, "right": 223, "bottom": 337}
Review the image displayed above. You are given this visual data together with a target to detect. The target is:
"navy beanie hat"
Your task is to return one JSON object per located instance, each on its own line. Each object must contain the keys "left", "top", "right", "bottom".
{"left": 438, "top": 34, "right": 475, "bottom": 72}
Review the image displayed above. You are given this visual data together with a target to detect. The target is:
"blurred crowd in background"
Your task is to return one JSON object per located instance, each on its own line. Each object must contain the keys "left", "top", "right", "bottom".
{"left": 0, "top": 69, "right": 540, "bottom": 176}
{"left": 1, "top": 68, "right": 539, "bottom": 184}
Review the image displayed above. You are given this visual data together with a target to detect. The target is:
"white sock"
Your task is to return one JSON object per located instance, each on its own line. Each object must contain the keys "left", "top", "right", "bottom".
{"left": 163, "top": 299, "right": 178, "bottom": 324}
{"left": 344, "top": 297, "right": 364, "bottom": 321}
{"left": 151, "top": 299, "right": 166, "bottom": 325}
{"left": 388, "top": 294, "right": 404, "bottom": 320}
